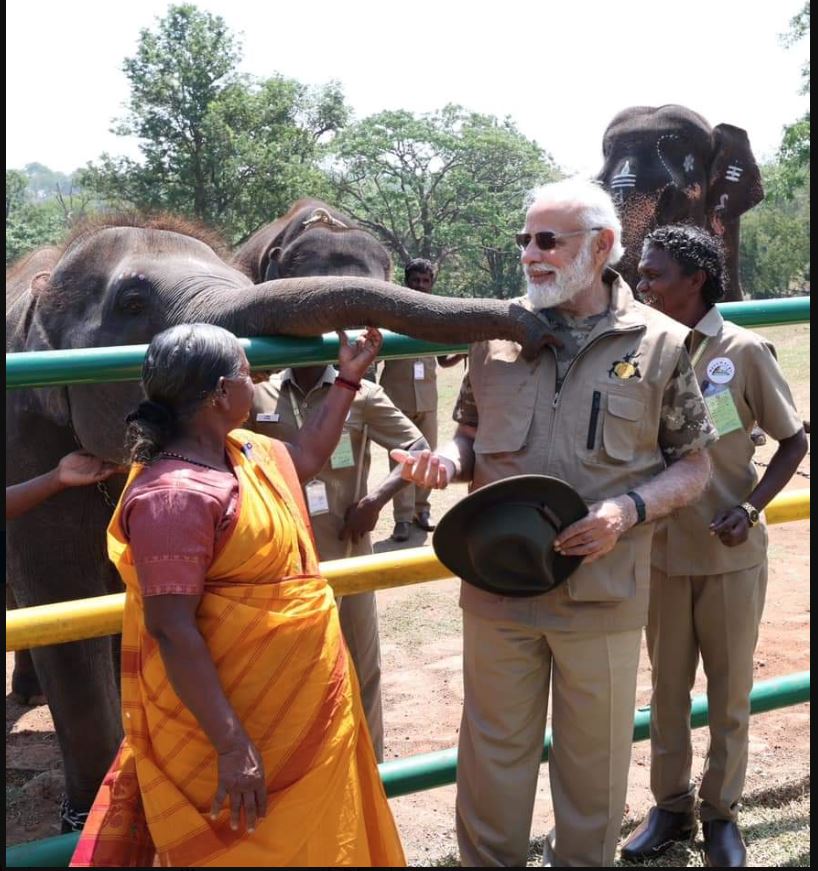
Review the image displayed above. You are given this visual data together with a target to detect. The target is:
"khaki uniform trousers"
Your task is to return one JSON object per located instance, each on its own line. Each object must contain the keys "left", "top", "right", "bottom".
{"left": 647, "top": 563, "right": 767, "bottom": 822}
{"left": 337, "top": 590, "right": 384, "bottom": 762}
{"left": 456, "top": 611, "right": 642, "bottom": 867}
{"left": 388, "top": 409, "right": 438, "bottom": 522}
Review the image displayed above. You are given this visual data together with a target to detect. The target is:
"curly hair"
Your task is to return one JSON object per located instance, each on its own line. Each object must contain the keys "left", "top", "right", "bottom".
{"left": 643, "top": 225, "right": 728, "bottom": 305}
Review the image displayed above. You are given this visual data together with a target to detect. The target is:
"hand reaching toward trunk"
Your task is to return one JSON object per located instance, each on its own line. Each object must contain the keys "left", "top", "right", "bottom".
{"left": 337, "top": 327, "right": 383, "bottom": 384}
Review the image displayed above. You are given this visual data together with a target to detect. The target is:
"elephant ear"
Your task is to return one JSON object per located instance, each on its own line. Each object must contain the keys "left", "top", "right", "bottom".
{"left": 706, "top": 124, "right": 764, "bottom": 234}
{"left": 260, "top": 245, "right": 283, "bottom": 282}
{"left": 29, "top": 270, "right": 52, "bottom": 297}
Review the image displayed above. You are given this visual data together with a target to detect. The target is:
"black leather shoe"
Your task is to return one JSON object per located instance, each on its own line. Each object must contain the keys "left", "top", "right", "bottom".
{"left": 702, "top": 820, "right": 746, "bottom": 867}
{"left": 621, "top": 807, "right": 697, "bottom": 861}
{"left": 414, "top": 510, "right": 436, "bottom": 531}
{"left": 391, "top": 521, "right": 412, "bottom": 542}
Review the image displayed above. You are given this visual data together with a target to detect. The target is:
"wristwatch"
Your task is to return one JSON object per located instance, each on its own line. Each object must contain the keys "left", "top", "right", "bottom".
{"left": 738, "top": 501, "right": 760, "bottom": 527}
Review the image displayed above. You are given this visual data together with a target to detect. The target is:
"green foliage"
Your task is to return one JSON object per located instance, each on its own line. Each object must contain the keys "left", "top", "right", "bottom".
{"left": 6, "top": 197, "right": 69, "bottom": 265}
{"left": 78, "top": 4, "right": 349, "bottom": 243}
{"left": 329, "top": 105, "right": 559, "bottom": 298}
{"left": 5, "top": 166, "right": 94, "bottom": 265}
{"left": 773, "top": 2, "right": 810, "bottom": 200}
{"left": 739, "top": 164, "right": 809, "bottom": 298}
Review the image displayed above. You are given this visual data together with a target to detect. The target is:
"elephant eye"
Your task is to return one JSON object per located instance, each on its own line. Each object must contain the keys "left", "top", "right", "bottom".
{"left": 117, "top": 289, "right": 147, "bottom": 315}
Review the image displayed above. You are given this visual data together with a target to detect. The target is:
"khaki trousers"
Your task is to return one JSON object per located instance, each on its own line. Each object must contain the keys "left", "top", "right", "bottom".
{"left": 647, "top": 564, "right": 767, "bottom": 822}
{"left": 456, "top": 611, "right": 642, "bottom": 867}
{"left": 338, "top": 591, "right": 384, "bottom": 762}
{"left": 389, "top": 410, "right": 438, "bottom": 522}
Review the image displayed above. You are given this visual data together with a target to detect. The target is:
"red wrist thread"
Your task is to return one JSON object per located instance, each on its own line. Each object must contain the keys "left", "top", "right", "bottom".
{"left": 334, "top": 376, "right": 361, "bottom": 392}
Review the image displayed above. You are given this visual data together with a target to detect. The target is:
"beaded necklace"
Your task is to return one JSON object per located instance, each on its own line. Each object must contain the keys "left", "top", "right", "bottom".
{"left": 159, "top": 450, "right": 227, "bottom": 472}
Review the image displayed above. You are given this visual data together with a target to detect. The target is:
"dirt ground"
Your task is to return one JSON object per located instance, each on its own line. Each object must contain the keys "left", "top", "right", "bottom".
{"left": 5, "top": 337, "right": 811, "bottom": 864}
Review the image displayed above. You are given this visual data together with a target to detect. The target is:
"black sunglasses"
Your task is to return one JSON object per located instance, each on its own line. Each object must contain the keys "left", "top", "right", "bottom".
{"left": 515, "top": 227, "right": 603, "bottom": 252}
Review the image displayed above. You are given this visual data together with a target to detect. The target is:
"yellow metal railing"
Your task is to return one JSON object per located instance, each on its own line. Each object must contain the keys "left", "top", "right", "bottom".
{"left": 6, "top": 489, "right": 809, "bottom": 652}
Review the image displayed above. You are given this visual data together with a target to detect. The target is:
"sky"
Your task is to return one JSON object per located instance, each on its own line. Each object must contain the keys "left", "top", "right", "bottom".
{"left": 6, "top": 0, "right": 809, "bottom": 177}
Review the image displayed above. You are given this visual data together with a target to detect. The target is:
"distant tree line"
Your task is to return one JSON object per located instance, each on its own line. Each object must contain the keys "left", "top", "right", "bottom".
{"left": 6, "top": 2, "right": 809, "bottom": 300}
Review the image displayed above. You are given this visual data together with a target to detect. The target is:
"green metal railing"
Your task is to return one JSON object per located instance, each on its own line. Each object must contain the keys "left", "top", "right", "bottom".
{"left": 5, "top": 671, "right": 810, "bottom": 867}
{"left": 5, "top": 297, "right": 810, "bottom": 389}
{"left": 6, "top": 332, "right": 465, "bottom": 389}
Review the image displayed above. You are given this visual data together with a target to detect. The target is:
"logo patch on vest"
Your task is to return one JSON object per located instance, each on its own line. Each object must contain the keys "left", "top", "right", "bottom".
{"left": 609, "top": 351, "right": 641, "bottom": 380}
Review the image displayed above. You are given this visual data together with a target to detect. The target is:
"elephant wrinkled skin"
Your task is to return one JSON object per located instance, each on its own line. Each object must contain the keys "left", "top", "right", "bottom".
{"left": 6, "top": 213, "right": 559, "bottom": 820}
{"left": 597, "top": 104, "right": 763, "bottom": 301}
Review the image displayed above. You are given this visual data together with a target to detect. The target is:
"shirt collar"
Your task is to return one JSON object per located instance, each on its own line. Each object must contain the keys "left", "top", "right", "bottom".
{"left": 692, "top": 305, "right": 724, "bottom": 338}
{"left": 280, "top": 365, "right": 338, "bottom": 395}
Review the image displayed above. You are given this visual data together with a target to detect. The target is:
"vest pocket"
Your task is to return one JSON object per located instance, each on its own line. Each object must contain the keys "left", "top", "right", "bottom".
{"left": 601, "top": 393, "right": 645, "bottom": 462}
{"left": 473, "top": 390, "right": 535, "bottom": 455}
{"left": 567, "top": 537, "right": 637, "bottom": 602}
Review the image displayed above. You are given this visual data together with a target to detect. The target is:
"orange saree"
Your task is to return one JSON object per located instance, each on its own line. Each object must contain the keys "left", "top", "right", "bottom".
{"left": 70, "top": 430, "right": 405, "bottom": 867}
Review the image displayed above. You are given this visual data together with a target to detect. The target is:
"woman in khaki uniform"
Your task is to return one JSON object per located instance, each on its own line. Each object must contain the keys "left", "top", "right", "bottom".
{"left": 622, "top": 225, "right": 807, "bottom": 867}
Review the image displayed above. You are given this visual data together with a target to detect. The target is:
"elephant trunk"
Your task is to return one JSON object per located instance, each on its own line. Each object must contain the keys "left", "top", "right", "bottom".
{"left": 182, "top": 276, "right": 553, "bottom": 359}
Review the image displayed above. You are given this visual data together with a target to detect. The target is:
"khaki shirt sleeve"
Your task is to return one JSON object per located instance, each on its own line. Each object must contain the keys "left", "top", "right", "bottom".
{"left": 362, "top": 385, "right": 424, "bottom": 450}
{"left": 453, "top": 370, "right": 479, "bottom": 427}
{"left": 658, "top": 348, "right": 718, "bottom": 463}
{"left": 744, "top": 340, "right": 803, "bottom": 441}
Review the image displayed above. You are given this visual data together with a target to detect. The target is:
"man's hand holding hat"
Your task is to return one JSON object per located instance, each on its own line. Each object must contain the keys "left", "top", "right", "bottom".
{"left": 553, "top": 497, "right": 639, "bottom": 563}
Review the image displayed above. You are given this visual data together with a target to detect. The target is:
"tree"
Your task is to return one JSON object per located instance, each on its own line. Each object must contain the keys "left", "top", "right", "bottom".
{"left": 329, "top": 105, "right": 559, "bottom": 298}
{"left": 739, "top": 164, "right": 810, "bottom": 298}
{"left": 79, "top": 4, "right": 349, "bottom": 243}
{"left": 771, "top": 2, "right": 810, "bottom": 199}
{"left": 5, "top": 166, "right": 95, "bottom": 265}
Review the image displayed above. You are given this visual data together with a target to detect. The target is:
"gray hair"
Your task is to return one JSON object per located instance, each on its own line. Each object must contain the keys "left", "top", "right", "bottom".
{"left": 125, "top": 323, "right": 245, "bottom": 463}
{"left": 526, "top": 177, "right": 624, "bottom": 267}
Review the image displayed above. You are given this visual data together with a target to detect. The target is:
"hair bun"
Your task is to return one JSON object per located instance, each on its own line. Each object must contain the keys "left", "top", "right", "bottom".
{"left": 125, "top": 399, "right": 176, "bottom": 426}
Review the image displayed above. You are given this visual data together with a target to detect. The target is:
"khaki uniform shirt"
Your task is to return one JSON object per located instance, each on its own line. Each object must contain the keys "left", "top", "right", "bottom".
{"left": 379, "top": 357, "right": 438, "bottom": 414}
{"left": 249, "top": 367, "right": 422, "bottom": 560}
{"left": 453, "top": 271, "right": 717, "bottom": 632}
{"left": 651, "top": 306, "right": 803, "bottom": 576}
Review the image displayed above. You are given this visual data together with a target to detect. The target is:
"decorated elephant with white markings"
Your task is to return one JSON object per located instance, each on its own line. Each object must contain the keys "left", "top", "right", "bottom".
{"left": 597, "top": 104, "right": 763, "bottom": 301}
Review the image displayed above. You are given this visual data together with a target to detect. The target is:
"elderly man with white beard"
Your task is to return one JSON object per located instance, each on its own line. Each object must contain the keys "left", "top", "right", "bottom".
{"left": 391, "top": 177, "right": 716, "bottom": 867}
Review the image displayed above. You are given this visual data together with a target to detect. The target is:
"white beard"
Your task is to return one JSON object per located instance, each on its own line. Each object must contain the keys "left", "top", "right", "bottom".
{"left": 525, "top": 239, "right": 595, "bottom": 310}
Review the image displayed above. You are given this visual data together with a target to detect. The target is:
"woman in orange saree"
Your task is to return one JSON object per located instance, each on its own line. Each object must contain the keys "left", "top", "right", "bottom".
{"left": 70, "top": 323, "right": 405, "bottom": 867}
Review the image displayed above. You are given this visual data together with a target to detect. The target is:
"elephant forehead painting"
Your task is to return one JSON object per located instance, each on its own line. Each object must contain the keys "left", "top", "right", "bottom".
{"left": 597, "top": 104, "right": 764, "bottom": 301}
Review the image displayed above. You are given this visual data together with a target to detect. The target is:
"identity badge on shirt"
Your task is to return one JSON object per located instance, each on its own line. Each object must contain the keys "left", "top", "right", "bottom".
{"left": 413, "top": 360, "right": 425, "bottom": 380}
{"left": 704, "top": 386, "right": 743, "bottom": 437}
{"left": 305, "top": 479, "right": 330, "bottom": 515}
{"left": 330, "top": 431, "right": 355, "bottom": 469}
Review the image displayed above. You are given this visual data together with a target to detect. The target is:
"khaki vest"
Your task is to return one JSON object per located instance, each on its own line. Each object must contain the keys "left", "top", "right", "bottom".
{"left": 461, "top": 275, "right": 690, "bottom": 632}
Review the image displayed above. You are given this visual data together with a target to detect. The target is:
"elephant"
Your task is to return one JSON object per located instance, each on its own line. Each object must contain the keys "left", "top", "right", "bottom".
{"left": 232, "top": 197, "right": 393, "bottom": 283}
{"left": 6, "top": 212, "right": 560, "bottom": 827}
{"left": 597, "top": 104, "right": 763, "bottom": 301}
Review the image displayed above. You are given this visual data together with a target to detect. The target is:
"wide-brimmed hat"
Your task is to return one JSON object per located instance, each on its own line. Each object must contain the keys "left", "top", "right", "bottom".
{"left": 432, "top": 475, "right": 588, "bottom": 597}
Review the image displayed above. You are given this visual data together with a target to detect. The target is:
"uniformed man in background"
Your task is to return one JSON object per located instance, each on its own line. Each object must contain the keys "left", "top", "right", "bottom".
{"left": 380, "top": 258, "right": 465, "bottom": 541}
{"left": 249, "top": 360, "right": 428, "bottom": 761}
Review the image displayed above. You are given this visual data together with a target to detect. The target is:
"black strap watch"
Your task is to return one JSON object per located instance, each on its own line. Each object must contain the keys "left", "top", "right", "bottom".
{"left": 625, "top": 490, "right": 646, "bottom": 524}
{"left": 738, "top": 501, "right": 760, "bottom": 527}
